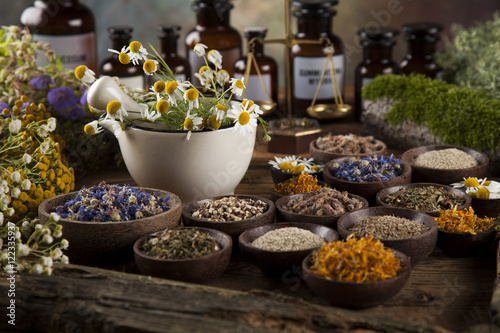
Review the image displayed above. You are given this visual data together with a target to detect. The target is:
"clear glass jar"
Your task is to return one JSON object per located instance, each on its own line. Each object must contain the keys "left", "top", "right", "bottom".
{"left": 20, "top": 0, "right": 97, "bottom": 71}
{"left": 354, "top": 27, "right": 400, "bottom": 121}
{"left": 100, "top": 26, "right": 145, "bottom": 90}
{"left": 185, "top": 0, "right": 242, "bottom": 86}
{"left": 290, "top": 0, "right": 344, "bottom": 118}
{"left": 400, "top": 22, "right": 443, "bottom": 79}
{"left": 233, "top": 27, "right": 278, "bottom": 115}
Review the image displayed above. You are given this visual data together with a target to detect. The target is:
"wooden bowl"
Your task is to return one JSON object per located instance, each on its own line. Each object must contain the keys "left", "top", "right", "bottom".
{"left": 375, "top": 183, "right": 471, "bottom": 217}
{"left": 302, "top": 248, "right": 411, "bottom": 308}
{"left": 270, "top": 166, "right": 322, "bottom": 185}
{"left": 337, "top": 207, "right": 438, "bottom": 265}
{"left": 437, "top": 228, "right": 497, "bottom": 257}
{"left": 270, "top": 181, "right": 329, "bottom": 203}
{"left": 38, "top": 188, "right": 182, "bottom": 265}
{"left": 182, "top": 195, "right": 275, "bottom": 242}
{"left": 238, "top": 222, "right": 339, "bottom": 275}
{"left": 309, "top": 135, "right": 387, "bottom": 164}
{"left": 323, "top": 156, "right": 412, "bottom": 203}
{"left": 274, "top": 192, "right": 369, "bottom": 230}
{"left": 469, "top": 178, "right": 500, "bottom": 218}
{"left": 134, "top": 227, "right": 232, "bottom": 284}
{"left": 401, "top": 145, "right": 489, "bottom": 185}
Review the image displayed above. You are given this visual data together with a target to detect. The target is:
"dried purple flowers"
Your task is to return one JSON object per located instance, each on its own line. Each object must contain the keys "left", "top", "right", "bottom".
{"left": 54, "top": 182, "right": 170, "bottom": 222}
{"left": 330, "top": 155, "right": 403, "bottom": 182}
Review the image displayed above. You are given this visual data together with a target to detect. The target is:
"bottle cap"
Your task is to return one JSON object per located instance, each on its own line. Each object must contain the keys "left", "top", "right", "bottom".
{"left": 292, "top": 0, "right": 338, "bottom": 17}
{"left": 358, "top": 27, "right": 399, "bottom": 47}
{"left": 192, "top": 0, "right": 233, "bottom": 12}
{"left": 402, "top": 22, "right": 443, "bottom": 42}
{"left": 243, "top": 27, "right": 268, "bottom": 40}
{"left": 108, "top": 25, "right": 133, "bottom": 39}
{"left": 157, "top": 25, "right": 181, "bottom": 39}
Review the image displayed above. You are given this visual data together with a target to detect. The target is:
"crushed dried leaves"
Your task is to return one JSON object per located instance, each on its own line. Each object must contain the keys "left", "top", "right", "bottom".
{"left": 309, "top": 235, "right": 404, "bottom": 283}
{"left": 435, "top": 206, "right": 496, "bottom": 235}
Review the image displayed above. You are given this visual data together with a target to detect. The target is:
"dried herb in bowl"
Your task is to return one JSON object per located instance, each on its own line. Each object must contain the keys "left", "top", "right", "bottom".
{"left": 273, "top": 173, "right": 324, "bottom": 196}
{"left": 330, "top": 155, "right": 402, "bottom": 182}
{"left": 381, "top": 186, "right": 466, "bottom": 211}
{"left": 435, "top": 206, "right": 496, "bottom": 235}
{"left": 140, "top": 228, "right": 220, "bottom": 260}
{"left": 54, "top": 182, "right": 170, "bottom": 222}
{"left": 348, "top": 215, "right": 430, "bottom": 240}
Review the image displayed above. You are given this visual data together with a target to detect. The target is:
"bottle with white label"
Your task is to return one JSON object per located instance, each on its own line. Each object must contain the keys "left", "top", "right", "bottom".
{"left": 100, "top": 26, "right": 145, "bottom": 90}
{"left": 185, "top": 0, "right": 242, "bottom": 86}
{"left": 233, "top": 27, "right": 278, "bottom": 115}
{"left": 290, "top": 0, "right": 344, "bottom": 118}
{"left": 354, "top": 27, "right": 400, "bottom": 121}
{"left": 20, "top": 0, "right": 97, "bottom": 72}
{"left": 157, "top": 25, "right": 191, "bottom": 83}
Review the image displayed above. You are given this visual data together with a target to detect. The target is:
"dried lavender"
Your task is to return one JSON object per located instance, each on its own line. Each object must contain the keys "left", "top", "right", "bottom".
{"left": 330, "top": 155, "right": 403, "bottom": 182}
{"left": 54, "top": 182, "right": 170, "bottom": 222}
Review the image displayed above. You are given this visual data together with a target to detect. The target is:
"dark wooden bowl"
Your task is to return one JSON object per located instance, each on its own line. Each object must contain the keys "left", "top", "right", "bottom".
{"left": 302, "top": 248, "right": 411, "bottom": 308}
{"left": 437, "top": 228, "right": 497, "bottom": 257}
{"left": 337, "top": 207, "right": 438, "bottom": 265}
{"left": 134, "top": 227, "right": 232, "bottom": 284}
{"left": 309, "top": 135, "right": 387, "bottom": 164}
{"left": 323, "top": 156, "right": 412, "bottom": 203}
{"left": 375, "top": 183, "right": 472, "bottom": 217}
{"left": 468, "top": 178, "right": 500, "bottom": 218}
{"left": 270, "top": 181, "right": 330, "bottom": 203}
{"left": 182, "top": 195, "right": 275, "bottom": 242}
{"left": 270, "top": 166, "right": 322, "bottom": 185}
{"left": 38, "top": 188, "right": 182, "bottom": 265}
{"left": 238, "top": 222, "right": 339, "bottom": 275}
{"left": 401, "top": 145, "right": 489, "bottom": 185}
{"left": 274, "top": 192, "right": 369, "bottom": 230}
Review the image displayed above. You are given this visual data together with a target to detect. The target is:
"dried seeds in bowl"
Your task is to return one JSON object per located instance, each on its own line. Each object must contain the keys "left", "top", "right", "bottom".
{"left": 251, "top": 227, "right": 325, "bottom": 252}
{"left": 191, "top": 196, "right": 268, "bottom": 222}
{"left": 413, "top": 148, "right": 478, "bottom": 170}
{"left": 315, "top": 133, "right": 385, "bottom": 155}
{"left": 283, "top": 187, "right": 365, "bottom": 216}
{"left": 348, "top": 215, "right": 430, "bottom": 240}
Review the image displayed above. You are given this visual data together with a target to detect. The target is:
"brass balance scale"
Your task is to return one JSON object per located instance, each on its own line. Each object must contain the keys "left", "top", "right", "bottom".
{"left": 241, "top": 0, "right": 351, "bottom": 153}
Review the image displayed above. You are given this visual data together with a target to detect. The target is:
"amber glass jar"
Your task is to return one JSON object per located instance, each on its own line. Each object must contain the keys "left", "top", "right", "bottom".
{"left": 100, "top": 26, "right": 145, "bottom": 90}
{"left": 354, "top": 28, "right": 400, "bottom": 121}
{"left": 400, "top": 22, "right": 443, "bottom": 79}
{"left": 158, "top": 25, "right": 191, "bottom": 82}
{"left": 185, "top": 0, "right": 242, "bottom": 86}
{"left": 233, "top": 27, "right": 278, "bottom": 113}
{"left": 290, "top": 0, "right": 344, "bottom": 118}
{"left": 20, "top": 0, "right": 97, "bottom": 71}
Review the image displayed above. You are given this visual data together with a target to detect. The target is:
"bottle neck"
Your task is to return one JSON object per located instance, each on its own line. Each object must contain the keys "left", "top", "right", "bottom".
{"left": 364, "top": 44, "right": 394, "bottom": 62}
{"left": 407, "top": 39, "right": 437, "bottom": 57}
{"left": 296, "top": 15, "right": 332, "bottom": 38}
{"left": 112, "top": 37, "right": 130, "bottom": 51}
{"left": 195, "top": 6, "right": 230, "bottom": 28}
{"left": 160, "top": 37, "right": 179, "bottom": 57}
{"left": 248, "top": 39, "right": 264, "bottom": 56}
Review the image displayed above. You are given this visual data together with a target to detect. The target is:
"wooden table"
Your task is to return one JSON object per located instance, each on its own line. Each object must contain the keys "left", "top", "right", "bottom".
{"left": 2, "top": 116, "right": 498, "bottom": 333}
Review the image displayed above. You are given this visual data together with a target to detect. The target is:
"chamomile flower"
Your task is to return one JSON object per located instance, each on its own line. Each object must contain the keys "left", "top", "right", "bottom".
{"left": 451, "top": 177, "right": 500, "bottom": 199}
{"left": 216, "top": 70, "right": 230, "bottom": 86}
{"left": 183, "top": 115, "right": 203, "bottom": 140}
{"left": 143, "top": 110, "right": 162, "bottom": 122}
{"left": 8, "top": 119, "right": 22, "bottom": 134}
{"left": 84, "top": 120, "right": 103, "bottom": 135}
{"left": 105, "top": 100, "right": 128, "bottom": 122}
{"left": 74, "top": 65, "right": 96, "bottom": 85}
{"left": 229, "top": 77, "right": 245, "bottom": 97}
{"left": 23, "top": 153, "right": 32, "bottom": 164}
{"left": 227, "top": 101, "right": 258, "bottom": 136}
{"left": 164, "top": 80, "right": 189, "bottom": 106}
{"left": 184, "top": 88, "right": 200, "bottom": 111}
{"left": 10, "top": 171, "right": 21, "bottom": 183}
{"left": 207, "top": 49, "right": 222, "bottom": 69}
{"left": 47, "top": 117, "right": 57, "bottom": 132}
{"left": 156, "top": 100, "right": 170, "bottom": 114}
{"left": 195, "top": 66, "right": 214, "bottom": 87}
{"left": 268, "top": 156, "right": 299, "bottom": 172}
{"left": 193, "top": 43, "right": 207, "bottom": 57}
{"left": 108, "top": 45, "right": 130, "bottom": 64}
{"left": 241, "top": 99, "right": 263, "bottom": 116}
{"left": 210, "top": 103, "right": 228, "bottom": 122}
{"left": 125, "top": 41, "right": 149, "bottom": 65}
{"left": 143, "top": 59, "right": 159, "bottom": 75}
{"left": 151, "top": 81, "right": 166, "bottom": 101}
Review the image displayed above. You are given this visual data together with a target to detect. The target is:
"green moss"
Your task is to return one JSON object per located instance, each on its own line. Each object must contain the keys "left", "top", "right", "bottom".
{"left": 362, "top": 74, "right": 500, "bottom": 152}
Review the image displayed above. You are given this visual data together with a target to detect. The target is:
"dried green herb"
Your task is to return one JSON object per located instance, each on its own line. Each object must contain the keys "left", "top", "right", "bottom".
{"left": 381, "top": 186, "right": 466, "bottom": 211}
{"left": 140, "top": 228, "right": 220, "bottom": 260}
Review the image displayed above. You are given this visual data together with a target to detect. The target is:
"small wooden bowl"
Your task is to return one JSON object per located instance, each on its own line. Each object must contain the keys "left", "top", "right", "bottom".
{"left": 309, "top": 135, "right": 387, "bottom": 164}
{"left": 468, "top": 178, "right": 500, "bottom": 218}
{"left": 375, "top": 183, "right": 471, "bottom": 217}
{"left": 337, "top": 207, "right": 438, "bottom": 265}
{"left": 323, "top": 156, "right": 412, "bottom": 203}
{"left": 274, "top": 192, "right": 369, "bottom": 230}
{"left": 437, "top": 228, "right": 497, "bottom": 257}
{"left": 134, "top": 227, "right": 232, "bottom": 284}
{"left": 270, "top": 166, "right": 323, "bottom": 185}
{"left": 401, "top": 145, "right": 489, "bottom": 185}
{"left": 38, "top": 188, "right": 182, "bottom": 265}
{"left": 238, "top": 222, "right": 339, "bottom": 275}
{"left": 182, "top": 195, "right": 275, "bottom": 242}
{"left": 302, "top": 248, "right": 411, "bottom": 308}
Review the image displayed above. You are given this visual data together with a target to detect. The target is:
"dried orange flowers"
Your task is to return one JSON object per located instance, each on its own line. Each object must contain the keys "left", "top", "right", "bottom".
{"left": 435, "top": 207, "right": 496, "bottom": 235}
{"left": 273, "top": 173, "right": 323, "bottom": 196}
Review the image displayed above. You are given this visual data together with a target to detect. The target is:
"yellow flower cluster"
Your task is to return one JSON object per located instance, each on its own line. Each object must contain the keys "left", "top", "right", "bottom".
{"left": 1, "top": 96, "right": 74, "bottom": 222}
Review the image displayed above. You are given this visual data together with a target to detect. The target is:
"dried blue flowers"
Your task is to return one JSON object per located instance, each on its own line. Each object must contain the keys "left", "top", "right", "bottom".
{"left": 54, "top": 182, "right": 171, "bottom": 222}
{"left": 330, "top": 155, "right": 403, "bottom": 182}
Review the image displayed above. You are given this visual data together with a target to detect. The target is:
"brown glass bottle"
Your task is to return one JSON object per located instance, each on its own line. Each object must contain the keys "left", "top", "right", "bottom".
{"left": 354, "top": 28, "right": 400, "bottom": 121}
{"left": 20, "top": 0, "right": 97, "bottom": 71}
{"left": 185, "top": 0, "right": 242, "bottom": 86}
{"left": 290, "top": 0, "right": 344, "bottom": 118}
{"left": 400, "top": 23, "right": 443, "bottom": 79}
{"left": 100, "top": 26, "right": 145, "bottom": 90}
{"left": 233, "top": 27, "right": 278, "bottom": 115}
{"left": 157, "top": 25, "right": 191, "bottom": 82}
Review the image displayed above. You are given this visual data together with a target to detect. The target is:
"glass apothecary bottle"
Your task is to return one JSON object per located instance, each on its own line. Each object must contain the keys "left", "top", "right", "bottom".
{"left": 233, "top": 27, "right": 278, "bottom": 116}
{"left": 400, "top": 22, "right": 443, "bottom": 79}
{"left": 157, "top": 25, "right": 191, "bottom": 82}
{"left": 185, "top": 0, "right": 242, "bottom": 86}
{"left": 100, "top": 26, "right": 145, "bottom": 90}
{"left": 20, "top": 0, "right": 97, "bottom": 71}
{"left": 354, "top": 27, "right": 400, "bottom": 121}
{"left": 290, "top": 0, "right": 344, "bottom": 118}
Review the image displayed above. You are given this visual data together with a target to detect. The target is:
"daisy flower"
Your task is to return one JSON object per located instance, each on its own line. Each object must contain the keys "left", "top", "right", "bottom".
{"left": 207, "top": 49, "right": 222, "bottom": 69}
{"left": 183, "top": 115, "right": 203, "bottom": 140}
{"left": 143, "top": 59, "right": 159, "bottom": 76}
{"left": 210, "top": 103, "right": 228, "bottom": 122}
{"left": 195, "top": 66, "right": 214, "bottom": 87}
{"left": 268, "top": 156, "right": 299, "bottom": 172}
{"left": 108, "top": 45, "right": 130, "bottom": 64}
{"left": 229, "top": 77, "right": 245, "bottom": 97}
{"left": 227, "top": 101, "right": 258, "bottom": 136}
{"left": 8, "top": 119, "right": 22, "bottom": 134}
{"left": 193, "top": 43, "right": 207, "bottom": 57}
{"left": 84, "top": 120, "right": 103, "bottom": 135}
{"left": 105, "top": 100, "right": 128, "bottom": 122}
{"left": 143, "top": 110, "right": 162, "bottom": 123}
{"left": 184, "top": 88, "right": 200, "bottom": 111}
{"left": 74, "top": 65, "right": 96, "bottom": 85}
{"left": 451, "top": 177, "right": 500, "bottom": 199}
{"left": 125, "top": 41, "right": 149, "bottom": 65}
{"left": 151, "top": 81, "right": 166, "bottom": 101}
{"left": 216, "top": 70, "right": 230, "bottom": 86}
{"left": 156, "top": 100, "right": 169, "bottom": 114}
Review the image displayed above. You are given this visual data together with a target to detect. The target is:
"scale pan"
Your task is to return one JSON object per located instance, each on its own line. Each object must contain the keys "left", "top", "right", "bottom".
{"left": 255, "top": 101, "right": 277, "bottom": 117}
{"left": 306, "top": 103, "right": 352, "bottom": 119}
